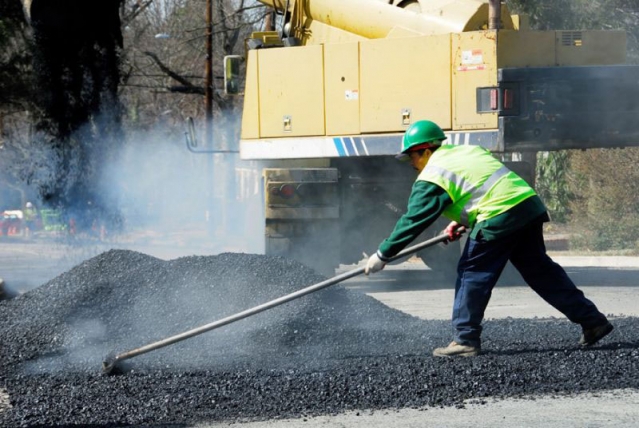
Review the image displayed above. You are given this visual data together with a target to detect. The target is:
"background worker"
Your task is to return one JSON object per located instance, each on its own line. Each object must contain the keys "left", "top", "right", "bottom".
{"left": 364, "top": 120, "right": 614, "bottom": 357}
{"left": 23, "top": 201, "right": 38, "bottom": 238}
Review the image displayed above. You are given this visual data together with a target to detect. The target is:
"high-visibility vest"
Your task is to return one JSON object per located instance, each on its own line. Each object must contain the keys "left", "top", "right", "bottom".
{"left": 417, "top": 145, "right": 536, "bottom": 227}
{"left": 24, "top": 208, "right": 37, "bottom": 221}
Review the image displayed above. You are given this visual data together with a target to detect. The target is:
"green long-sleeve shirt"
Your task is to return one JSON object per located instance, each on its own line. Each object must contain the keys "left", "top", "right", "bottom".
{"left": 378, "top": 180, "right": 548, "bottom": 259}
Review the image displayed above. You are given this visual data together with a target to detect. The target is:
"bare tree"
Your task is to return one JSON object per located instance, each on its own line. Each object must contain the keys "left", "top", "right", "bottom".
{"left": 119, "top": 0, "right": 268, "bottom": 141}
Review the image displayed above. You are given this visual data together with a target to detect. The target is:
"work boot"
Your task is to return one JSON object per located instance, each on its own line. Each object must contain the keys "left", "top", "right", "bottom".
{"left": 433, "top": 341, "right": 480, "bottom": 357}
{"left": 579, "top": 321, "right": 614, "bottom": 346}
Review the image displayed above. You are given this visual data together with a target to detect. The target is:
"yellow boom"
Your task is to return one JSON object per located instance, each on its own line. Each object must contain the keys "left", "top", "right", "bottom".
{"left": 257, "top": 0, "right": 513, "bottom": 41}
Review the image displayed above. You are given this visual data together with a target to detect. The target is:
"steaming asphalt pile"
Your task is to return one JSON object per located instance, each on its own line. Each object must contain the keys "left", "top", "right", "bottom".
{"left": 1, "top": 249, "right": 638, "bottom": 427}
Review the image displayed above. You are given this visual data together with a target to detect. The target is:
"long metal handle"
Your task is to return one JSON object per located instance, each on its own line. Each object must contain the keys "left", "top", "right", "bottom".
{"left": 103, "top": 232, "right": 454, "bottom": 371}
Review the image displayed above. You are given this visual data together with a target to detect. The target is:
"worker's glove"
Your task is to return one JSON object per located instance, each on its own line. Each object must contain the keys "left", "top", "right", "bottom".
{"left": 365, "top": 252, "right": 388, "bottom": 275}
{"left": 444, "top": 221, "right": 466, "bottom": 243}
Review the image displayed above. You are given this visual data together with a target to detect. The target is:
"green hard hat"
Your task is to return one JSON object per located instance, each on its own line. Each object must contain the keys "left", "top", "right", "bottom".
{"left": 400, "top": 120, "right": 446, "bottom": 154}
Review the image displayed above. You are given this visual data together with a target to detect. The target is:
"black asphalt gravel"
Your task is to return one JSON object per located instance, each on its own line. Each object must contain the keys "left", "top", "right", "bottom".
{"left": 0, "top": 249, "right": 638, "bottom": 427}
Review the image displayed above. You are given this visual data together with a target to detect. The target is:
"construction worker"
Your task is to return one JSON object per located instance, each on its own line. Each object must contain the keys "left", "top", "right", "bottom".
{"left": 23, "top": 201, "right": 38, "bottom": 238}
{"left": 364, "top": 120, "right": 613, "bottom": 357}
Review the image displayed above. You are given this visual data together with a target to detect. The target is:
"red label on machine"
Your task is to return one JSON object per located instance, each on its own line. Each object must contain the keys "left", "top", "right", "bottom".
{"left": 460, "top": 49, "right": 485, "bottom": 71}
{"left": 457, "top": 65, "right": 486, "bottom": 72}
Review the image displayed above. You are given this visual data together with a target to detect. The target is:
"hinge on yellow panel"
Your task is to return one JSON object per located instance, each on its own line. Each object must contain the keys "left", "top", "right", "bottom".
{"left": 283, "top": 115, "right": 292, "bottom": 132}
{"left": 402, "top": 109, "right": 411, "bottom": 126}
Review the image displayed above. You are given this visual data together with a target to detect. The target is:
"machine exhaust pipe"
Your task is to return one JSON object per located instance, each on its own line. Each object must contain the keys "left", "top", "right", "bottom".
{"left": 489, "top": 0, "right": 501, "bottom": 30}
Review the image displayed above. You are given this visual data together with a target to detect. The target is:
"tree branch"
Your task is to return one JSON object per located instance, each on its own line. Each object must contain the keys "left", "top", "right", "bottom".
{"left": 142, "top": 50, "right": 200, "bottom": 90}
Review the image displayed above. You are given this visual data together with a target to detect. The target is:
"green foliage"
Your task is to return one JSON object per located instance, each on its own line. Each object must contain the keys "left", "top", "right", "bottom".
{"left": 535, "top": 151, "right": 571, "bottom": 223}
{"left": 568, "top": 148, "right": 639, "bottom": 251}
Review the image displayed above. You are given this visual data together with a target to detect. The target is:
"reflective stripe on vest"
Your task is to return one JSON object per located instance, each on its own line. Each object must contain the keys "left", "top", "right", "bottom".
{"left": 418, "top": 145, "right": 537, "bottom": 227}
{"left": 423, "top": 164, "right": 511, "bottom": 226}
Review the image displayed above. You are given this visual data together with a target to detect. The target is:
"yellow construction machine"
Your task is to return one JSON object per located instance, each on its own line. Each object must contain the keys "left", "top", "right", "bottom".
{"left": 230, "top": 0, "right": 639, "bottom": 274}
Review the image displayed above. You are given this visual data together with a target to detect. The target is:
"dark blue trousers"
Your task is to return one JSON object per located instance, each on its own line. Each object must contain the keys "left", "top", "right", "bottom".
{"left": 453, "top": 221, "right": 607, "bottom": 347}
